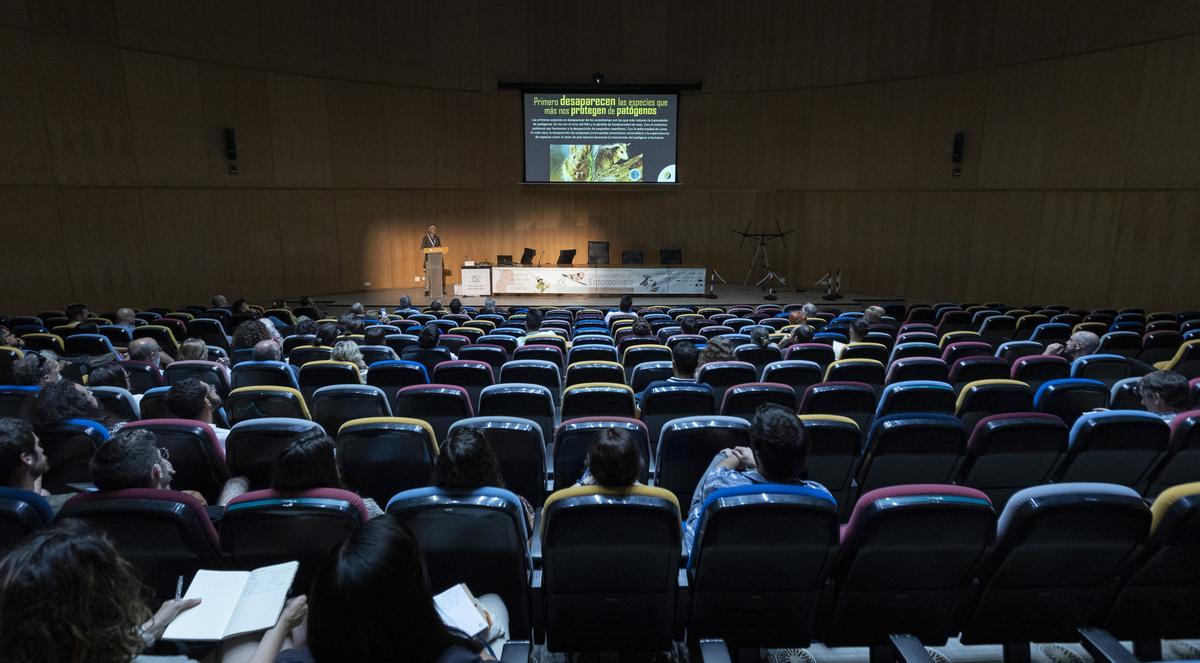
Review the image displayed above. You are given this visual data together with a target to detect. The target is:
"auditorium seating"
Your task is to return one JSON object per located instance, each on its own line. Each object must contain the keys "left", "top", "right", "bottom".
{"left": 225, "top": 418, "right": 323, "bottom": 489}
{"left": 123, "top": 419, "right": 229, "bottom": 504}
{"left": 336, "top": 417, "right": 438, "bottom": 505}
{"left": 553, "top": 417, "right": 651, "bottom": 490}
{"left": 0, "top": 487, "right": 53, "bottom": 556}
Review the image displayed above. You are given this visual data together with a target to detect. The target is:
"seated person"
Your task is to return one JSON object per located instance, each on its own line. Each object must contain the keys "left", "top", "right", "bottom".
{"left": 84, "top": 363, "right": 140, "bottom": 403}
{"left": 748, "top": 326, "right": 775, "bottom": 349}
{"left": 0, "top": 418, "right": 52, "bottom": 509}
{"left": 432, "top": 427, "right": 534, "bottom": 533}
{"left": 126, "top": 337, "right": 174, "bottom": 369}
{"left": 233, "top": 319, "right": 272, "bottom": 353}
{"left": 271, "top": 428, "right": 384, "bottom": 518}
{"left": 275, "top": 517, "right": 508, "bottom": 662}
{"left": 1139, "top": 370, "right": 1190, "bottom": 423}
{"left": 516, "top": 309, "right": 559, "bottom": 348}
{"left": 91, "top": 427, "right": 248, "bottom": 508}
{"left": 636, "top": 341, "right": 709, "bottom": 405}
{"left": 12, "top": 350, "right": 62, "bottom": 387}
{"left": 684, "top": 403, "right": 831, "bottom": 550}
{"left": 679, "top": 316, "right": 702, "bottom": 336}
{"left": 113, "top": 307, "right": 139, "bottom": 334}
{"left": 331, "top": 340, "right": 369, "bottom": 381}
{"left": 314, "top": 323, "right": 338, "bottom": 349}
{"left": 0, "top": 520, "right": 305, "bottom": 663}
{"left": 401, "top": 325, "right": 456, "bottom": 378}
{"left": 165, "top": 377, "right": 231, "bottom": 449}
{"left": 604, "top": 294, "right": 634, "bottom": 325}
{"left": 448, "top": 298, "right": 464, "bottom": 315}
{"left": 832, "top": 319, "right": 869, "bottom": 359}
{"left": 780, "top": 323, "right": 815, "bottom": 349}
{"left": 362, "top": 325, "right": 388, "bottom": 347}
{"left": 863, "top": 305, "right": 886, "bottom": 325}
{"left": 254, "top": 338, "right": 302, "bottom": 384}
{"left": 26, "top": 379, "right": 122, "bottom": 433}
{"left": 176, "top": 337, "right": 208, "bottom": 361}
{"left": 1044, "top": 330, "right": 1100, "bottom": 362}
{"left": 697, "top": 336, "right": 736, "bottom": 365}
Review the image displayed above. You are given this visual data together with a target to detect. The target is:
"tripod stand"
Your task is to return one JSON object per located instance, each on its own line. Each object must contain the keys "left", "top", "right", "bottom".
{"left": 733, "top": 222, "right": 796, "bottom": 296}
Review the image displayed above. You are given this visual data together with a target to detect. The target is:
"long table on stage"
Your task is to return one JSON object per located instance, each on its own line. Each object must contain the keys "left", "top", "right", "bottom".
{"left": 489, "top": 264, "right": 707, "bottom": 295}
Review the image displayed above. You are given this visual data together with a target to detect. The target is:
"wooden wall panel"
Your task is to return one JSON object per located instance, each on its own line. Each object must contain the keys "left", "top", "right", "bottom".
{"left": 429, "top": 0, "right": 481, "bottom": 91}
{"left": 325, "top": 0, "right": 380, "bottom": 83}
{"left": 36, "top": 35, "right": 136, "bottom": 185}
{"left": 808, "top": 0, "right": 872, "bottom": 87}
{"left": 802, "top": 192, "right": 868, "bottom": 285}
{"left": 388, "top": 190, "right": 438, "bottom": 289}
{"left": 926, "top": 0, "right": 995, "bottom": 75}
{"left": 990, "top": 0, "right": 1068, "bottom": 66}
{"left": 964, "top": 192, "right": 1044, "bottom": 305}
{"left": 375, "top": 0, "right": 431, "bottom": 87}
{"left": 905, "top": 192, "right": 976, "bottom": 302}
{"left": 1107, "top": 191, "right": 1200, "bottom": 312}
{"left": 138, "top": 189, "right": 217, "bottom": 303}
{"left": 209, "top": 189, "right": 284, "bottom": 300}
{"left": 29, "top": 0, "right": 117, "bottom": 43}
{"left": 0, "top": 1, "right": 29, "bottom": 28}
{"left": 807, "top": 85, "right": 866, "bottom": 188}
{"left": 334, "top": 190, "right": 394, "bottom": 292}
{"left": 753, "top": 91, "right": 811, "bottom": 190}
{"left": 54, "top": 188, "right": 152, "bottom": 310}
{"left": 257, "top": 0, "right": 326, "bottom": 77}
{"left": 382, "top": 87, "right": 437, "bottom": 189}
{"left": 326, "top": 81, "right": 386, "bottom": 188}
{"left": 867, "top": 0, "right": 931, "bottom": 81}
{"left": 478, "top": 0, "right": 527, "bottom": 86}
{"left": 113, "top": 0, "right": 194, "bottom": 57}
{"left": 122, "top": 51, "right": 207, "bottom": 186}
{"left": 0, "top": 188, "right": 71, "bottom": 314}
{"left": 432, "top": 91, "right": 487, "bottom": 189}
{"left": 198, "top": 63, "right": 275, "bottom": 187}
{"left": 190, "top": 0, "right": 263, "bottom": 68}
{"left": 267, "top": 73, "right": 332, "bottom": 187}
{"left": 858, "top": 79, "right": 924, "bottom": 188}
{"left": 976, "top": 59, "right": 1060, "bottom": 189}
{"left": 1126, "top": 35, "right": 1200, "bottom": 188}
{"left": 915, "top": 71, "right": 989, "bottom": 188}
{"left": 1030, "top": 192, "right": 1123, "bottom": 308}
{"left": 0, "top": 28, "right": 53, "bottom": 184}
{"left": 1045, "top": 47, "right": 1144, "bottom": 189}
{"left": 276, "top": 190, "right": 337, "bottom": 295}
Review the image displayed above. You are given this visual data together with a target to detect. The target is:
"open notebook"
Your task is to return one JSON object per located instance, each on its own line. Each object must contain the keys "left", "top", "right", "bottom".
{"left": 163, "top": 561, "right": 298, "bottom": 641}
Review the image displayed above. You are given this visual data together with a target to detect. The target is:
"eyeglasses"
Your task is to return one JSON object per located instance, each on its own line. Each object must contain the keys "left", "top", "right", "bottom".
{"left": 158, "top": 447, "right": 170, "bottom": 461}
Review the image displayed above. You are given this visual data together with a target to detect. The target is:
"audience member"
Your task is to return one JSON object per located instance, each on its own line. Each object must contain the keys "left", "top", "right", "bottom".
{"left": 212, "top": 294, "right": 230, "bottom": 309}
{"left": 481, "top": 297, "right": 497, "bottom": 314}
{"left": 448, "top": 298, "right": 463, "bottom": 315}
{"left": 64, "top": 302, "right": 90, "bottom": 326}
{"left": 429, "top": 299, "right": 444, "bottom": 313}
{"left": 27, "top": 379, "right": 120, "bottom": 432}
{"left": 863, "top": 305, "right": 886, "bottom": 325}
{"left": 0, "top": 418, "right": 50, "bottom": 498}
{"left": 339, "top": 315, "right": 364, "bottom": 336}
{"left": 605, "top": 294, "right": 634, "bottom": 325}
{"left": 748, "top": 326, "right": 774, "bottom": 349}
{"left": 332, "top": 340, "right": 369, "bottom": 380}
{"left": 176, "top": 337, "right": 208, "bottom": 361}
{"left": 402, "top": 324, "right": 455, "bottom": 377}
{"left": 276, "top": 517, "right": 507, "bottom": 662}
{"left": 1139, "top": 370, "right": 1190, "bottom": 423}
{"left": 85, "top": 363, "right": 137, "bottom": 400}
{"left": 698, "top": 336, "right": 736, "bottom": 365}
{"left": 363, "top": 326, "right": 388, "bottom": 347}
{"left": 1, "top": 324, "right": 24, "bottom": 349}
{"left": 517, "top": 309, "right": 558, "bottom": 347}
{"left": 397, "top": 295, "right": 416, "bottom": 314}
{"left": 684, "top": 403, "right": 830, "bottom": 549}
{"left": 780, "top": 323, "right": 815, "bottom": 349}
{"left": 90, "top": 427, "right": 247, "bottom": 507}
{"left": 680, "top": 316, "right": 702, "bottom": 336}
{"left": 113, "top": 308, "right": 138, "bottom": 334}
{"left": 164, "top": 377, "right": 231, "bottom": 449}
{"left": 348, "top": 302, "right": 366, "bottom": 318}
{"left": 315, "top": 323, "right": 339, "bottom": 348}
{"left": 630, "top": 319, "right": 654, "bottom": 339}
{"left": 253, "top": 339, "right": 301, "bottom": 385}
{"left": 12, "top": 350, "right": 62, "bottom": 386}
{"left": 294, "top": 318, "right": 319, "bottom": 337}
{"left": 433, "top": 426, "right": 534, "bottom": 532}
{"left": 636, "top": 341, "right": 708, "bottom": 405}
{"left": 0, "top": 520, "right": 305, "bottom": 663}
{"left": 833, "top": 319, "right": 870, "bottom": 359}
{"left": 578, "top": 427, "right": 644, "bottom": 489}
{"left": 1044, "top": 331, "right": 1101, "bottom": 362}
{"left": 127, "top": 337, "right": 174, "bottom": 368}
{"left": 271, "top": 428, "right": 384, "bottom": 518}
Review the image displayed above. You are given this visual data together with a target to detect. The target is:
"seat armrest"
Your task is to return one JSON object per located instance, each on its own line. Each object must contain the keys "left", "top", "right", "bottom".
{"left": 500, "top": 640, "right": 530, "bottom": 663}
{"left": 1078, "top": 628, "right": 1139, "bottom": 663}
{"left": 530, "top": 570, "right": 543, "bottom": 645}
{"left": 530, "top": 524, "right": 542, "bottom": 568}
{"left": 889, "top": 634, "right": 934, "bottom": 663}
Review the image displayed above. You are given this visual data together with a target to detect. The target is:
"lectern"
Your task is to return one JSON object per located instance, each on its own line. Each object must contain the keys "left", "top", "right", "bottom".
{"left": 423, "top": 247, "right": 448, "bottom": 299}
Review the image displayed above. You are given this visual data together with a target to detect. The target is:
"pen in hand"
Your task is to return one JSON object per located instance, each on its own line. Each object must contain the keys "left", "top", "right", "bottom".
{"left": 175, "top": 575, "right": 183, "bottom": 600}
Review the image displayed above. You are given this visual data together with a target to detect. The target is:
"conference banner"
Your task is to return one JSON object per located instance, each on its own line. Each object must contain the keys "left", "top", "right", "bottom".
{"left": 491, "top": 266, "right": 705, "bottom": 295}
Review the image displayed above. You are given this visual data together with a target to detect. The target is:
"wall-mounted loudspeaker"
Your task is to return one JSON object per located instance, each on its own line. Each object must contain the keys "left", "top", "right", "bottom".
{"left": 225, "top": 128, "right": 237, "bottom": 160}
{"left": 952, "top": 132, "right": 964, "bottom": 163}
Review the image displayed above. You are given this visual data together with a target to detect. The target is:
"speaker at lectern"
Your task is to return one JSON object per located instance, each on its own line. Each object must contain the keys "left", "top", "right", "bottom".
{"left": 423, "top": 247, "right": 449, "bottom": 299}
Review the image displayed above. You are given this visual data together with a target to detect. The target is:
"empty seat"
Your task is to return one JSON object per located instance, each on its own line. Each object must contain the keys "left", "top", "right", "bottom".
{"left": 1071, "top": 353, "right": 1137, "bottom": 387}
{"left": 799, "top": 382, "right": 877, "bottom": 433}
{"left": 477, "top": 334, "right": 518, "bottom": 357}
{"left": 225, "top": 418, "right": 323, "bottom": 489}
{"left": 822, "top": 485, "right": 995, "bottom": 647}
{"left": 567, "top": 344, "right": 619, "bottom": 365}
{"left": 960, "top": 483, "right": 1151, "bottom": 649}
{"left": 448, "top": 417, "right": 545, "bottom": 505}
{"left": 824, "top": 359, "right": 885, "bottom": 392}
{"left": 514, "top": 344, "right": 564, "bottom": 371}
{"left": 955, "top": 379, "right": 1035, "bottom": 433}
{"left": 622, "top": 344, "right": 673, "bottom": 374}
{"left": 231, "top": 360, "right": 300, "bottom": 391}
{"left": 639, "top": 383, "right": 715, "bottom": 450}
{"left": 885, "top": 357, "right": 949, "bottom": 385}
{"left": 538, "top": 485, "right": 681, "bottom": 652}
{"left": 1153, "top": 339, "right": 1200, "bottom": 378}
{"left": 628, "top": 361, "right": 673, "bottom": 393}
{"left": 21, "top": 333, "right": 63, "bottom": 354}
{"left": 761, "top": 360, "right": 822, "bottom": 405}
{"left": 733, "top": 344, "right": 784, "bottom": 379}
{"left": 0, "top": 385, "right": 36, "bottom": 418}
{"left": 995, "top": 340, "right": 1045, "bottom": 365}
{"left": 955, "top": 413, "right": 1068, "bottom": 507}
{"left": 687, "top": 483, "right": 839, "bottom": 648}
{"left": 856, "top": 414, "right": 966, "bottom": 496}
{"left": 310, "top": 384, "right": 392, "bottom": 437}
{"left": 224, "top": 386, "right": 311, "bottom": 425}
{"left": 1034, "top": 378, "right": 1109, "bottom": 426}
{"left": 122, "top": 419, "right": 230, "bottom": 504}
{"left": 297, "top": 360, "right": 361, "bottom": 405}
{"left": 561, "top": 382, "right": 637, "bottom": 421}
{"left": 392, "top": 384, "right": 473, "bottom": 445}
{"left": 553, "top": 417, "right": 651, "bottom": 490}
{"left": 1054, "top": 410, "right": 1171, "bottom": 487}
{"left": 64, "top": 333, "right": 116, "bottom": 356}
{"left": 720, "top": 382, "right": 795, "bottom": 418}
{"left": 477, "top": 383, "right": 557, "bottom": 445}
{"left": 1096, "top": 331, "right": 1142, "bottom": 358}
{"left": 874, "top": 380, "right": 956, "bottom": 418}
{"left": 358, "top": 345, "right": 398, "bottom": 366}
{"left": 1138, "top": 330, "right": 1182, "bottom": 365}
{"left": 979, "top": 315, "right": 1017, "bottom": 345}
{"left": 456, "top": 344, "right": 506, "bottom": 375}
{"left": 888, "top": 341, "right": 942, "bottom": 364}
{"left": 499, "top": 360, "right": 562, "bottom": 405}
{"left": 565, "top": 360, "right": 625, "bottom": 388}
{"left": 431, "top": 360, "right": 494, "bottom": 410}
{"left": 696, "top": 361, "right": 757, "bottom": 410}
{"left": 365, "top": 360, "right": 428, "bottom": 400}
{"left": 785, "top": 344, "right": 836, "bottom": 371}
{"left": 287, "top": 345, "right": 333, "bottom": 367}
{"left": 797, "top": 415, "right": 861, "bottom": 515}
{"left": 58, "top": 488, "right": 223, "bottom": 600}
{"left": 949, "top": 356, "right": 1010, "bottom": 390}
{"left": 38, "top": 419, "right": 109, "bottom": 494}
{"left": 336, "top": 417, "right": 438, "bottom": 506}
{"left": 0, "top": 487, "right": 53, "bottom": 556}
{"left": 221, "top": 488, "right": 365, "bottom": 589}
{"left": 1029, "top": 322, "right": 1072, "bottom": 345}
{"left": 387, "top": 486, "right": 534, "bottom": 637}
{"left": 186, "top": 318, "right": 230, "bottom": 352}
{"left": 941, "top": 341, "right": 994, "bottom": 366}
{"left": 655, "top": 416, "right": 751, "bottom": 505}
{"left": 89, "top": 385, "right": 141, "bottom": 421}
{"left": 1011, "top": 354, "right": 1071, "bottom": 392}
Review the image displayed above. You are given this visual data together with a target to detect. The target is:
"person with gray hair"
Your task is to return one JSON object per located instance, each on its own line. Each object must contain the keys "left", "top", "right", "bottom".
{"left": 1045, "top": 331, "right": 1100, "bottom": 362}
{"left": 863, "top": 306, "right": 886, "bottom": 324}
{"left": 482, "top": 297, "right": 497, "bottom": 314}
{"left": 1138, "top": 370, "right": 1190, "bottom": 423}
{"left": 332, "top": 340, "right": 369, "bottom": 380}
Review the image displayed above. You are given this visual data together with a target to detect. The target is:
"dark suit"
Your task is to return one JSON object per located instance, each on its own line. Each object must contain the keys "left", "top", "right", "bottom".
{"left": 421, "top": 233, "right": 441, "bottom": 249}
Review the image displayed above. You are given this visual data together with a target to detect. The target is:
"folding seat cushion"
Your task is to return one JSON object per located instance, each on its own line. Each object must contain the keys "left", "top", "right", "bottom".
{"left": 824, "top": 359, "right": 885, "bottom": 392}
{"left": 941, "top": 341, "right": 994, "bottom": 366}
{"left": 553, "top": 417, "right": 651, "bottom": 490}
{"left": 1054, "top": 411, "right": 1171, "bottom": 487}
{"left": 1138, "top": 331, "right": 1182, "bottom": 365}
{"left": 719, "top": 382, "right": 795, "bottom": 418}
{"left": 287, "top": 345, "right": 334, "bottom": 367}
{"left": 1102, "top": 482, "right": 1200, "bottom": 649}
{"left": 0, "top": 487, "right": 53, "bottom": 556}
{"left": 733, "top": 344, "right": 784, "bottom": 379}
{"left": 796, "top": 415, "right": 861, "bottom": 515}
{"left": 392, "top": 384, "right": 473, "bottom": 445}
{"left": 225, "top": 418, "right": 322, "bottom": 489}
{"left": 310, "top": 384, "right": 392, "bottom": 437}
{"left": 122, "top": 419, "right": 230, "bottom": 504}
{"left": 960, "top": 483, "right": 1151, "bottom": 646}
{"left": 955, "top": 379, "right": 1035, "bottom": 433}
{"left": 164, "top": 360, "right": 232, "bottom": 398}
{"left": 561, "top": 382, "right": 637, "bottom": 421}
{"left": 387, "top": 486, "right": 534, "bottom": 636}
{"left": 565, "top": 360, "right": 625, "bottom": 388}
{"left": 225, "top": 385, "right": 310, "bottom": 425}
{"left": 696, "top": 361, "right": 757, "bottom": 410}
{"left": 654, "top": 416, "right": 751, "bottom": 505}
{"left": 1034, "top": 378, "right": 1109, "bottom": 427}
{"left": 799, "top": 381, "right": 877, "bottom": 434}
{"left": 1011, "top": 354, "right": 1071, "bottom": 392}
{"left": 687, "top": 484, "right": 839, "bottom": 648}
{"left": 38, "top": 419, "right": 109, "bottom": 493}
{"left": 874, "top": 380, "right": 956, "bottom": 418}
{"left": 1029, "top": 322, "right": 1072, "bottom": 346}
{"left": 785, "top": 343, "right": 835, "bottom": 370}
{"left": 1153, "top": 339, "right": 1200, "bottom": 378}
{"left": 955, "top": 413, "right": 1068, "bottom": 507}
{"left": 58, "top": 488, "right": 223, "bottom": 600}
{"left": 499, "top": 360, "right": 562, "bottom": 405}
{"left": 823, "top": 485, "right": 995, "bottom": 646}
{"left": 538, "top": 484, "right": 680, "bottom": 652}
{"left": 365, "top": 360, "right": 428, "bottom": 400}
{"left": 761, "top": 360, "right": 822, "bottom": 403}
{"left": 567, "top": 344, "right": 619, "bottom": 365}
{"left": 949, "top": 356, "right": 1010, "bottom": 390}
{"left": 231, "top": 360, "right": 300, "bottom": 390}
{"left": 855, "top": 414, "right": 966, "bottom": 495}
{"left": 884, "top": 357, "right": 948, "bottom": 384}
{"left": 1071, "top": 353, "right": 1137, "bottom": 388}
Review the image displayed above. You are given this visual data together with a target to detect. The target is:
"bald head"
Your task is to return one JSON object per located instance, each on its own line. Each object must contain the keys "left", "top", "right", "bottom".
{"left": 127, "top": 337, "right": 160, "bottom": 362}
{"left": 1070, "top": 331, "right": 1100, "bottom": 356}
{"left": 116, "top": 308, "right": 136, "bottom": 325}
{"left": 252, "top": 339, "right": 282, "bottom": 362}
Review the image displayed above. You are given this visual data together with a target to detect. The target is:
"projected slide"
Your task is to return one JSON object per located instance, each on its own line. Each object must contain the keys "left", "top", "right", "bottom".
{"left": 524, "top": 92, "right": 678, "bottom": 184}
